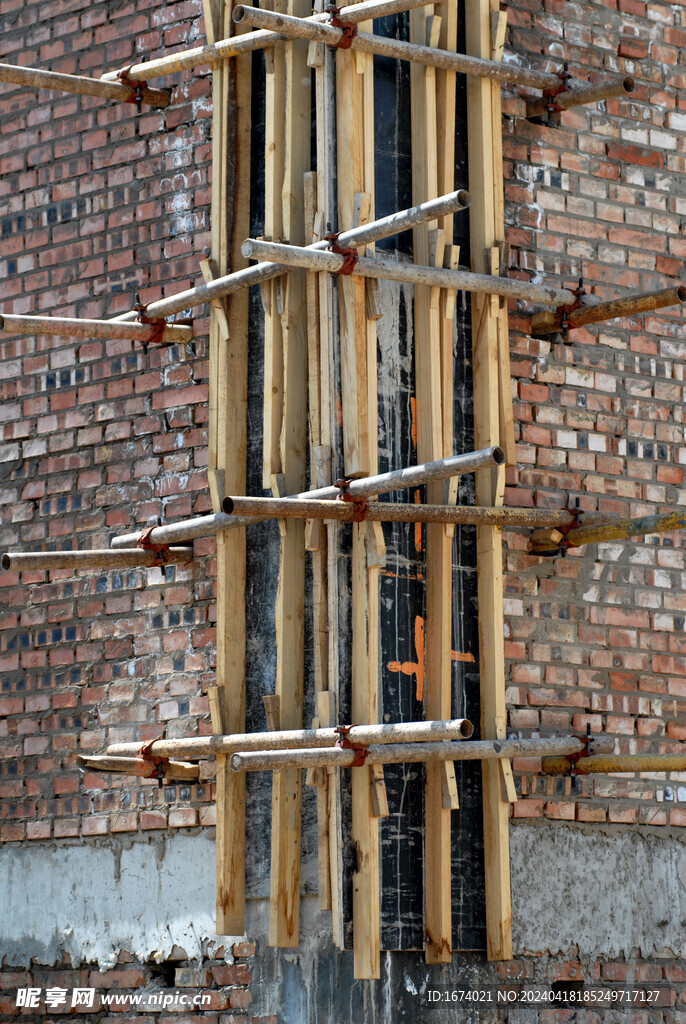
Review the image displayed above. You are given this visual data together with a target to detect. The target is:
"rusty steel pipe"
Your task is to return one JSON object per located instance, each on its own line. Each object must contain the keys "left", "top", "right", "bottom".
{"left": 526, "top": 75, "right": 635, "bottom": 119}
{"left": 105, "top": 719, "right": 474, "bottom": 758}
{"left": 2, "top": 549, "right": 193, "bottom": 572}
{"left": 0, "top": 61, "right": 170, "bottom": 107}
{"left": 0, "top": 313, "right": 191, "bottom": 345}
{"left": 566, "top": 510, "right": 686, "bottom": 548}
{"left": 101, "top": 0, "right": 441, "bottom": 82}
{"left": 222, "top": 495, "right": 576, "bottom": 527}
{"left": 230, "top": 735, "right": 616, "bottom": 772}
{"left": 109, "top": 189, "right": 471, "bottom": 323}
{"left": 76, "top": 755, "right": 200, "bottom": 781}
{"left": 109, "top": 447, "right": 506, "bottom": 548}
{"left": 542, "top": 753, "right": 686, "bottom": 775}
{"left": 531, "top": 285, "right": 686, "bottom": 336}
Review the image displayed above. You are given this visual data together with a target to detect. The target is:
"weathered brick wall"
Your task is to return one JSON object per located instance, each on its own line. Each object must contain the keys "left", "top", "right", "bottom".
{"left": 502, "top": 0, "right": 686, "bottom": 826}
{"left": 0, "top": 943, "right": 261, "bottom": 1018}
{"left": 0, "top": 0, "right": 216, "bottom": 842}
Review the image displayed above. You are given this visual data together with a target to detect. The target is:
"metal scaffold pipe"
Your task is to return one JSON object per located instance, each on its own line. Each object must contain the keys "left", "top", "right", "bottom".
{"left": 241, "top": 238, "right": 576, "bottom": 307}
{"left": 0, "top": 313, "right": 191, "bottom": 345}
{"left": 109, "top": 447, "right": 506, "bottom": 548}
{"left": 526, "top": 75, "right": 635, "bottom": 118}
{"left": 100, "top": 0, "right": 442, "bottom": 82}
{"left": 230, "top": 735, "right": 617, "bottom": 772}
{"left": 76, "top": 755, "right": 200, "bottom": 781}
{"left": 0, "top": 61, "right": 170, "bottom": 107}
{"left": 233, "top": 5, "right": 564, "bottom": 90}
{"left": 1, "top": 549, "right": 193, "bottom": 572}
{"left": 531, "top": 284, "right": 686, "bottom": 336}
{"left": 109, "top": 188, "right": 470, "bottom": 322}
{"left": 221, "top": 496, "right": 577, "bottom": 527}
{"left": 566, "top": 510, "right": 686, "bottom": 548}
{"left": 542, "top": 753, "right": 686, "bottom": 775}
{"left": 105, "top": 719, "right": 475, "bottom": 758}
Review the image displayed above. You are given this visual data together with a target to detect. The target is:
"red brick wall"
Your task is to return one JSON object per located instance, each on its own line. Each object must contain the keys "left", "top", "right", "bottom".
{"left": 0, "top": 943, "right": 264, "bottom": 1018}
{"left": 502, "top": 0, "right": 686, "bottom": 826}
{"left": 0, "top": 0, "right": 217, "bottom": 842}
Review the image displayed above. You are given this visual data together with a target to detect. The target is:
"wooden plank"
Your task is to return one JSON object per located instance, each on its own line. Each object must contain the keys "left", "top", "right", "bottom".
{"left": 304, "top": 174, "right": 335, "bottom": 915}
{"left": 313, "top": 8, "right": 344, "bottom": 947}
{"left": 337, "top": 16, "right": 370, "bottom": 478}
{"left": 262, "top": 2, "right": 286, "bottom": 489}
{"left": 488, "top": 14, "right": 516, "bottom": 469}
{"left": 269, "top": 0, "right": 311, "bottom": 949}
{"left": 199, "top": 256, "right": 229, "bottom": 513}
{"left": 203, "top": 0, "right": 251, "bottom": 937}
{"left": 337, "top": 2, "right": 380, "bottom": 977}
{"left": 489, "top": 247, "right": 516, "bottom": 466}
{"left": 315, "top": 691, "right": 335, "bottom": 909}
{"left": 465, "top": 0, "right": 513, "bottom": 963}
{"left": 263, "top": 694, "right": 281, "bottom": 732}
{"left": 441, "top": 761, "right": 460, "bottom": 810}
{"left": 351, "top": 523, "right": 380, "bottom": 978}
{"left": 410, "top": 0, "right": 454, "bottom": 966}
{"left": 371, "top": 764, "right": 389, "bottom": 818}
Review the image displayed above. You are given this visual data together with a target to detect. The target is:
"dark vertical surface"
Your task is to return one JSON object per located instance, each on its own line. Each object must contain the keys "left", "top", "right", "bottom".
{"left": 243, "top": 10, "right": 485, "bottom": 944}
{"left": 372, "top": 9, "right": 486, "bottom": 952}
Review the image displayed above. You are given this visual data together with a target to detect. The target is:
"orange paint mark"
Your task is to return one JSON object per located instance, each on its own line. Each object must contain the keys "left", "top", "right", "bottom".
{"left": 451, "top": 650, "right": 475, "bottom": 664}
{"left": 413, "top": 489, "right": 423, "bottom": 554}
{"left": 335, "top": 392, "right": 343, "bottom": 427}
{"left": 380, "top": 568, "right": 424, "bottom": 581}
{"left": 409, "top": 396, "right": 418, "bottom": 451}
{"left": 387, "top": 615, "right": 425, "bottom": 703}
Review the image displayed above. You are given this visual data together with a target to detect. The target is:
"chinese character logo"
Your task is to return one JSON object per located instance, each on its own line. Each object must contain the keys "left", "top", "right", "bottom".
{"left": 45, "top": 988, "right": 68, "bottom": 1009}
{"left": 15, "top": 989, "right": 41, "bottom": 1008}
{"left": 71, "top": 988, "right": 96, "bottom": 1008}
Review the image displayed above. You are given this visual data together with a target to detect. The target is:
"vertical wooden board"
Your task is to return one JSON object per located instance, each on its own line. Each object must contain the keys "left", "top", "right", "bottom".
{"left": 204, "top": 0, "right": 251, "bottom": 937}
{"left": 336, "top": 39, "right": 369, "bottom": 479}
{"left": 410, "top": 1, "right": 453, "bottom": 966}
{"left": 262, "top": 17, "right": 286, "bottom": 489}
{"left": 336, "top": 2, "right": 380, "bottom": 974}
{"left": 351, "top": 525, "right": 380, "bottom": 979}
{"left": 314, "top": 35, "right": 345, "bottom": 949}
{"left": 465, "top": 0, "right": 512, "bottom": 963}
{"left": 269, "top": 0, "right": 311, "bottom": 949}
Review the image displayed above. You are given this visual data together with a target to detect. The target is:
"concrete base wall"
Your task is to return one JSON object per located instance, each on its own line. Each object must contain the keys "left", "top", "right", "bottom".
{"left": 510, "top": 822, "right": 686, "bottom": 961}
{"left": 1, "top": 823, "right": 684, "bottom": 980}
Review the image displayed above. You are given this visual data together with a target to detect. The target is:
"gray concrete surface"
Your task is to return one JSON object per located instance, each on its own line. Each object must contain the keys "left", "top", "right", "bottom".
{"left": 510, "top": 821, "right": 686, "bottom": 959}
{"left": 1, "top": 822, "right": 685, "bottom": 1022}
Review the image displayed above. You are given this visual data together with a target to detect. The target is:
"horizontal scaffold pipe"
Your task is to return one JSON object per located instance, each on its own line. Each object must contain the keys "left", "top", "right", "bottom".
{"left": 101, "top": 0, "right": 442, "bottom": 82}
{"left": 105, "top": 719, "right": 475, "bottom": 758}
{"left": 76, "top": 754, "right": 200, "bottom": 781}
{"left": 531, "top": 285, "right": 686, "bottom": 336}
{"left": 230, "top": 735, "right": 617, "bottom": 772}
{"left": 109, "top": 188, "right": 471, "bottom": 322}
{"left": 222, "top": 496, "right": 578, "bottom": 527}
{"left": 109, "top": 447, "right": 505, "bottom": 547}
{"left": 526, "top": 76, "right": 635, "bottom": 118}
{"left": 542, "top": 753, "right": 686, "bottom": 775}
{"left": 234, "top": 5, "right": 564, "bottom": 91}
{"left": 566, "top": 510, "right": 686, "bottom": 548}
{"left": 1, "top": 549, "right": 193, "bottom": 572}
{"left": 0, "top": 61, "right": 170, "bottom": 108}
{"left": 0, "top": 313, "right": 191, "bottom": 345}
{"left": 241, "top": 239, "right": 576, "bottom": 307}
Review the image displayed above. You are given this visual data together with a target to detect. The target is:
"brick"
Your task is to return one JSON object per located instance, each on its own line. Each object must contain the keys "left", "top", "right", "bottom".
{"left": 212, "top": 964, "right": 252, "bottom": 987}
